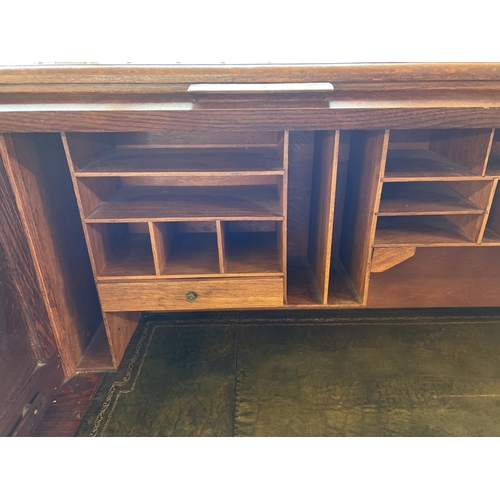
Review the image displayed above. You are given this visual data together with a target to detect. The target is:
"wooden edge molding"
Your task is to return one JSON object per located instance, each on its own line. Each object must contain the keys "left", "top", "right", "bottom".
{"left": 371, "top": 247, "right": 417, "bottom": 273}
{"left": 1, "top": 63, "right": 500, "bottom": 85}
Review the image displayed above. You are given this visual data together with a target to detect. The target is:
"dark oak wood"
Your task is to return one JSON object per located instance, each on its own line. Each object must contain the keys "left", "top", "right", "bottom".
{"left": 5, "top": 107, "right": 500, "bottom": 133}
{"left": 32, "top": 373, "right": 103, "bottom": 437}
{"left": 0, "top": 134, "right": 101, "bottom": 377}
{"left": 0, "top": 151, "right": 65, "bottom": 437}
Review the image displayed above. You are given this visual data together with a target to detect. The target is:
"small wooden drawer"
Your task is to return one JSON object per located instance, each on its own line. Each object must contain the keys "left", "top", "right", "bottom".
{"left": 97, "top": 277, "right": 284, "bottom": 312}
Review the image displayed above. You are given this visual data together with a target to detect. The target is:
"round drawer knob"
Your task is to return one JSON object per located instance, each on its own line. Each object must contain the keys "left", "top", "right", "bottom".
{"left": 186, "top": 291, "right": 197, "bottom": 303}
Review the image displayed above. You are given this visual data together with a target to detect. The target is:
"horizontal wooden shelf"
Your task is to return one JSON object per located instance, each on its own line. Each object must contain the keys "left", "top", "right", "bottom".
{"left": 378, "top": 183, "right": 484, "bottom": 215}
{"left": 225, "top": 231, "right": 283, "bottom": 276}
{"left": 383, "top": 150, "right": 483, "bottom": 182}
{"left": 374, "top": 216, "right": 476, "bottom": 247}
{"left": 99, "top": 233, "right": 155, "bottom": 279}
{"left": 85, "top": 185, "right": 283, "bottom": 222}
{"left": 75, "top": 147, "right": 283, "bottom": 176}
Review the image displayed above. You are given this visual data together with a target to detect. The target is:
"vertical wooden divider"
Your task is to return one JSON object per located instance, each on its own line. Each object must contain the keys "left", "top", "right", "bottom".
{"left": 216, "top": 220, "right": 226, "bottom": 274}
{"left": 339, "top": 130, "right": 390, "bottom": 304}
{"left": 278, "top": 131, "right": 289, "bottom": 302}
{"left": 149, "top": 222, "right": 175, "bottom": 276}
{"left": 308, "top": 131, "right": 340, "bottom": 304}
{"left": 479, "top": 178, "right": 500, "bottom": 241}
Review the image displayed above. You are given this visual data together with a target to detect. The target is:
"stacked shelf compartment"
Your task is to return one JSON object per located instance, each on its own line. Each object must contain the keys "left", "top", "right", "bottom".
{"left": 286, "top": 130, "right": 361, "bottom": 308}
{"left": 62, "top": 130, "right": 289, "bottom": 368}
{"left": 335, "top": 128, "right": 498, "bottom": 306}
{"left": 375, "top": 129, "right": 495, "bottom": 248}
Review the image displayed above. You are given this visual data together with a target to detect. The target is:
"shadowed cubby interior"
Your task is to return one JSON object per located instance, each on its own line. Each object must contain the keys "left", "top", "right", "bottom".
{"left": 384, "top": 128, "right": 493, "bottom": 180}
{"left": 220, "top": 221, "right": 284, "bottom": 276}
{"left": 86, "top": 222, "right": 155, "bottom": 279}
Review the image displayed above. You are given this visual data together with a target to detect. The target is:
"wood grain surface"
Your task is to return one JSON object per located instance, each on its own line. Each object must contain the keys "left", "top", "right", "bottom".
{"left": 308, "top": 131, "right": 338, "bottom": 304}
{"left": 98, "top": 277, "right": 284, "bottom": 311}
{"left": 339, "top": 130, "right": 389, "bottom": 304}
{"left": 32, "top": 373, "right": 103, "bottom": 437}
{"left": 84, "top": 185, "right": 284, "bottom": 222}
{"left": 368, "top": 247, "right": 500, "bottom": 308}
{"left": 371, "top": 247, "right": 417, "bottom": 273}
{"left": 3, "top": 108, "right": 500, "bottom": 133}
{"left": 0, "top": 134, "right": 101, "bottom": 376}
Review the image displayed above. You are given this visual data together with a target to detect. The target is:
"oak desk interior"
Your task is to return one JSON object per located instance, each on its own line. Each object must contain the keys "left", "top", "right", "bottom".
{"left": 2, "top": 63, "right": 500, "bottom": 379}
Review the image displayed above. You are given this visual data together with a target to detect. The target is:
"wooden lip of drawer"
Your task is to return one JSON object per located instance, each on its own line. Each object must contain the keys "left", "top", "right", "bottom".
{"left": 97, "top": 277, "right": 284, "bottom": 312}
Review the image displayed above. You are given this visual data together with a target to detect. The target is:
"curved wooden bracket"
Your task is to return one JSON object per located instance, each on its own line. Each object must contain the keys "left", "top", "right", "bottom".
{"left": 371, "top": 247, "right": 416, "bottom": 273}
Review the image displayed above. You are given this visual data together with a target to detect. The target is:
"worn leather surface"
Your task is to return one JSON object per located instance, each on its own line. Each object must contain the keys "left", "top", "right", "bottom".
{"left": 77, "top": 310, "right": 500, "bottom": 437}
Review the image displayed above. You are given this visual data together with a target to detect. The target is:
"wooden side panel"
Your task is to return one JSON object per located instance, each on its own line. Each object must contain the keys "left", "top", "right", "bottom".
{"left": 331, "top": 131, "right": 351, "bottom": 254}
{"left": 85, "top": 223, "right": 127, "bottom": 276}
{"left": 339, "top": 130, "right": 389, "bottom": 303}
{"left": 103, "top": 311, "right": 141, "bottom": 368}
{"left": 444, "top": 213, "right": 484, "bottom": 242}
{"left": 308, "top": 131, "right": 338, "bottom": 304}
{"left": 388, "top": 129, "right": 432, "bottom": 150}
{"left": 430, "top": 129, "right": 494, "bottom": 175}
{"left": 75, "top": 177, "right": 120, "bottom": 218}
{"left": 0, "top": 152, "right": 64, "bottom": 436}
{"left": 0, "top": 155, "right": 55, "bottom": 360}
{"left": 449, "top": 180, "right": 496, "bottom": 210}
{"left": 0, "top": 134, "right": 102, "bottom": 376}
{"left": 287, "top": 132, "right": 315, "bottom": 257}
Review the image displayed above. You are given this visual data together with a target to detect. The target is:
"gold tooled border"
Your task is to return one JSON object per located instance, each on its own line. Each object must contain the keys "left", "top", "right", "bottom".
{"left": 87, "top": 314, "right": 500, "bottom": 436}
